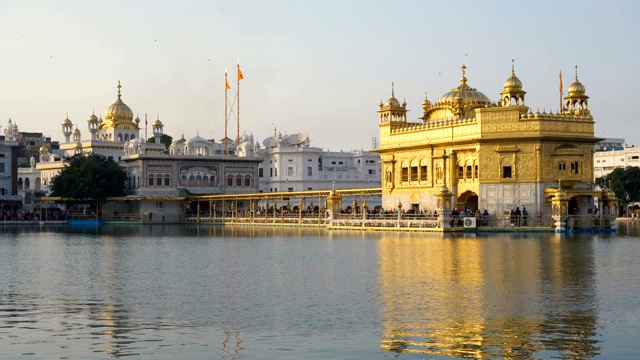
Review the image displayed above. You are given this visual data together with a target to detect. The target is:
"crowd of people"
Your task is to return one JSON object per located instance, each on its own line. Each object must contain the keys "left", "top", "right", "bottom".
{"left": 0, "top": 209, "right": 66, "bottom": 221}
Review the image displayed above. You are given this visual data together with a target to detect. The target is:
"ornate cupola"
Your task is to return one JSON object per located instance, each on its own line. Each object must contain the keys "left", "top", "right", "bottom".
{"left": 152, "top": 115, "right": 164, "bottom": 144}
{"left": 421, "top": 92, "right": 431, "bottom": 117}
{"left": 87, "top": 111, "right": 99, "bottom": 140}
{"left": 72, "top": 125, "right": 81, "bottom": 142}
{"left": 500, "top": 59, "right": 526, "bottom": 107}
{"left": 378, "top": 82, "right": 408, "bottom": 125}
{"left": 62, "top": 114, "right": 73, "bottom": 142}
{"left": 564, "top": 65, "right": 590, "bottom": 115}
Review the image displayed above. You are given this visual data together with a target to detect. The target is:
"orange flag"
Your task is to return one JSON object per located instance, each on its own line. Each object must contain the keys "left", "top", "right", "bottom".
{"left": 559, "top": 70, "right": 563, "bottom": 95}
{"left": 225, "top": 78, "right": 231, "bottom": 89}
{"left": 238, "top": 67, "right": 244, "bottom": 81}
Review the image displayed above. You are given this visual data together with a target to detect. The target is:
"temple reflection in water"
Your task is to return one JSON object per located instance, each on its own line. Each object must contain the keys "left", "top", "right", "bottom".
{"left": 378, "top": 233, "right": 599, "bottom": 358}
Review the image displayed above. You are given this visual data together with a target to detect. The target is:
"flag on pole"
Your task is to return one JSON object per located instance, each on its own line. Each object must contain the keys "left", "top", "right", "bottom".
{"left": 238, "top": 66, "right": 244, "bottom": 81}
{"left": 559, "top": 70, "right": 563, "bottom": 95}
{"left": 225, "top": 78, "right": 231, "bottom": 89}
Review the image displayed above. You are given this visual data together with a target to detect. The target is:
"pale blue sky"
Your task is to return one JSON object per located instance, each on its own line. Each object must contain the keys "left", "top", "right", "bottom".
{"left": 1, "top": 0, "right": 638, "bottom": 150}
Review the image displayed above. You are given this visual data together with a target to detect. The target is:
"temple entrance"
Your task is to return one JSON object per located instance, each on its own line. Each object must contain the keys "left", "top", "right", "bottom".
{"left": 458, "top": 191, "right": 479, "bottom": 212}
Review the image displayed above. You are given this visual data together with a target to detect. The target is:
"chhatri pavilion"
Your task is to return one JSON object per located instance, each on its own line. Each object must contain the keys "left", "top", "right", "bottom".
{"left": 374, "top": 62, "right": 618, "bottom": 226}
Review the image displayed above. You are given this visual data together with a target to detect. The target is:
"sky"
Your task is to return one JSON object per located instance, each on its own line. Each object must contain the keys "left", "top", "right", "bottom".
{"left": 1, "top": 0, "right": 638, "bottom": 151}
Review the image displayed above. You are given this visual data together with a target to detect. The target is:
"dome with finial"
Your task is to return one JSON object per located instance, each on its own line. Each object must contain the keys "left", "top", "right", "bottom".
{"left": 72, "top": 127, "right": 81, "bottom": 136}
{"left": 104, "top": 81, "right": 134, "bottom": 125}
{"left": 567, "top": 66, "right": 586, "bottom": 96}
{"left": 62, "top": 116, "right": 72, "bottom": 126}
{"left": 385, "top": 82, "right": 401, "bottom": 107}
{"left": 435, "top": 64, "right": 491, "bottom": 107}
{"left": 422, "top": 93, "right": 431, "bottom": 109}
{"left": 88, "top": 113, "right": 98, "bottom": 122}
{"left": 503, "top": 59, "right": 523, "bottom": 91}
{"left": 153, "top": 118, "right": 163, "bottom": 127}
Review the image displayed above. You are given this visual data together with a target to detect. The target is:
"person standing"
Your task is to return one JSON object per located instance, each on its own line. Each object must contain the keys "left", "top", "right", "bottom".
{"left": 522, "top": 207, "right": 528, "bottom": 226}
{"left": 514, "top": 207, "right": 522, "bottom": 226}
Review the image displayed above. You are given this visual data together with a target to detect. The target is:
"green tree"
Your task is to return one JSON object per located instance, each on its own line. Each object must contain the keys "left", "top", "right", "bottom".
{"left": 147, "top": 134, "right": 173, "bottom": 149}
{"left": 50, "top": 153, "right": 128, "bottom": 203}
{"left": 596, "top": 166, "right": 640, "bottom": 203}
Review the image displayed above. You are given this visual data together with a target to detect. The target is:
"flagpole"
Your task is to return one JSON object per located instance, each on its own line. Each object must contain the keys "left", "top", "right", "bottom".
{"left": 559, "top": 70, "right": 563, "bottom": 113}
{"left": 237, "top": 59, "right": 240, "bottom": 149}
{"left": 224, "top": 69, "right": 228, "bottom": 156}
{"left": 144, "top": 113, "right": 148, "bottom": 141}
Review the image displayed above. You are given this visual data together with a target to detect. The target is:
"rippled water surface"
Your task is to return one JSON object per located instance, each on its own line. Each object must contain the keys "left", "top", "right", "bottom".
{"left": 1, "top": 223, "right": 640, "bottom": 359}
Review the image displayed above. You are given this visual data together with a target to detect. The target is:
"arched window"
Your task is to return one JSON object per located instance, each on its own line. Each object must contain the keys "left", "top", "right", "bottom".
{"left": 235, "top": 175, "right": 242, "bottom": 187}
{"left": 118, "top": 134, "right": 123, "bottom": 142}
{"left": 164, "top": 175, "right": 170, "bottom": 186}
{"left": 571, "top": 161, "right": 579, "bottom": 174}
{"left": 244, "top": 176, "right": 252, "bottom": 187}
{"left": 148, "top": 176, "right": 154, "bottom": 186}
{"left": 227, "top": 175, "right": 234, "bottom": 187}
{"left": 156, "top": 175, "right": 162, "bottom": 186}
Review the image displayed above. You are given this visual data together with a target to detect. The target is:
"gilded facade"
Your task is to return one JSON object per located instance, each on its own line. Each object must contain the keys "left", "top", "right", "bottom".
{"left": 375, "top": 62, "right": 617, "bottom": 219}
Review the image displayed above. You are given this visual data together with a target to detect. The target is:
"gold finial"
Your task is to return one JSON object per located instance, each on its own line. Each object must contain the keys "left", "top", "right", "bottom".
{"left": 511, "top": 59, "right": 515, "bottom": 75}
{"left": 117, "top": 80, "right": 122, "bottom": 98}
{"left": 460, "top": 64, "right": 467, "bottom": 84}
{"left": 574, "top": 65, "right": 579, "bottom": 80}
{"left": 391, "top": 82, "right": 395, "bottom": 98}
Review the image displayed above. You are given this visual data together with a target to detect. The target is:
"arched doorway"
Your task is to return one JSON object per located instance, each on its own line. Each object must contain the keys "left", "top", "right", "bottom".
{"left": 458, "top": 190, "right": 479, "bottom": 212}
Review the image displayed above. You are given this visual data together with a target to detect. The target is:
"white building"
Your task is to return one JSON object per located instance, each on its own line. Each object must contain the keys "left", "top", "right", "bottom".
{"left": 1, "top": 119, "right": 23, "bottom": 209}
{"left": 256, "top": 131, "right": 381, "bottom": 208}
{"left": 594, "top": 141, "right": 640, "bottom": 179}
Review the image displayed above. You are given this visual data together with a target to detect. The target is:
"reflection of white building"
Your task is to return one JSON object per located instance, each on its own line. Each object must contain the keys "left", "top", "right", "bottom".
{"left": 257, "top": 131, "right": 381, "bottom": 194}
{"left": 594, "top": 140, "right": 640, "bottom": 179}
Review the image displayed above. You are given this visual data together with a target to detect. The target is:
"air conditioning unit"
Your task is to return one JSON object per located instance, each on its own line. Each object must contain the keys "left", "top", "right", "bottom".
{"left": 463, "top": 216, "right": 477, "bottom": 228}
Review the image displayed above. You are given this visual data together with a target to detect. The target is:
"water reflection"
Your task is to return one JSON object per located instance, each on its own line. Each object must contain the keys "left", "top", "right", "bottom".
{"left": 378, "top": 233, "right": 600, "bottom": 358}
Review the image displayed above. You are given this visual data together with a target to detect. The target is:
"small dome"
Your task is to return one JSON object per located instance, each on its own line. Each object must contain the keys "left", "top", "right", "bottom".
{"left": 503, "top": 60, "right": 522, "bottom": 91}
{"left": 72, "top": 128, "right": 81, "bottom": 135}
{"left": 567, "top": 65, "right": 587, "bottom": 96}
{"left": 385, "top": 83, "right": 402, "bottom": 107}
{"left": 188, "top": 134, "right": 209, "bottom": 145}
{"left": 88, "top": 113, "right": 98, "bottom": 122}
{"left": 39, "top": 143, "right": 50, "bottom": 152}
{"left": 153, "top": 119, "right": 163, "bottom": 127}
{"left": 62, "top": 117, "right": 72, "bottom": 126}
{"left": 171, "top": 134, "right": 187, "bottom": 147}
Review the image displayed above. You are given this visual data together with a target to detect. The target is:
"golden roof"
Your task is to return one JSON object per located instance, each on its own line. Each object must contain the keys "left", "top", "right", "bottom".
{"left": 386, "top": 82, "right": 402, "bottom": 108}
{"left": 104, "top": 81, "right": 134, "bottom": 124}
{"left": 435, "top": 65, "right": 491, "bottom": 106}
{"left": 568, "top": 66, "right": 586, "bottom": 96}
{"left": 503, "top": 60, "right": 523, "bottom": 91}
{"left": 61, "top": 116, "right": 72, "bottom": 126}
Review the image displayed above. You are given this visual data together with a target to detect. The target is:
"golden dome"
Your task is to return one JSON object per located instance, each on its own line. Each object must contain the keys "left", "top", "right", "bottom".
{"left": 72, "top": 128, "right": 80, "bottom": 135}
{"left": 436, "top": 65, "right": 491, "bottom": 106}
{"left": 88, "top": 113, "right": 98, "bottom": 122}
{"left": 421, "top": 93, "right": 431, "bottom": 109}
{"left": 153, "top": 119, "right": 163, "bottom": 127}
{"left": 62, "top": 116, "right": 72, "bottom": 126}
{"left": 386, "top": 83, "right": 401, "bottom": 107}
{"left": 104, "top": 81, "right": 134, "bottom": 124}
{"left": 39, "top": 143, "right": 50, "bottom": 152}
{"left": 503, "top": 60, "right": 523, "bottom": 91}
{"left": 568, "top": 66, "right": 586, "bottom": 96}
